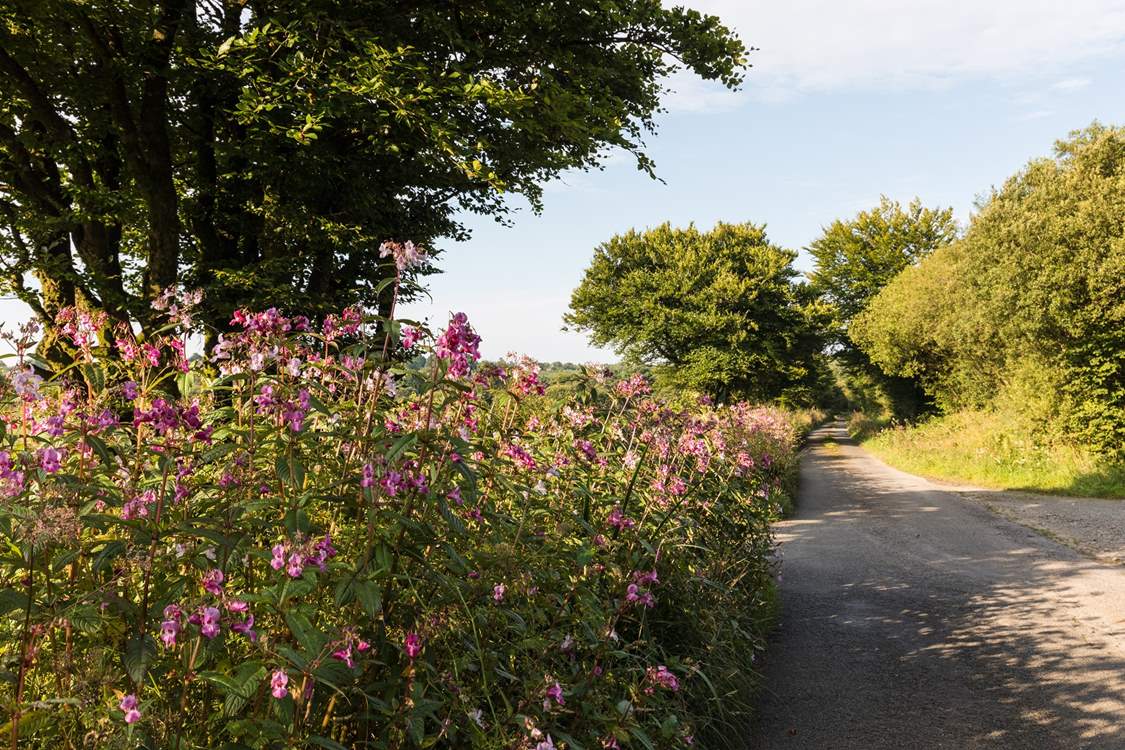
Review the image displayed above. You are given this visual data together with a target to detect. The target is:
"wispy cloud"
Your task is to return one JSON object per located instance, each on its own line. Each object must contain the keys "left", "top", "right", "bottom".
{"left": 1050, "top": 77, "right": 1093, "bottom": 91}
{"left": 673, "top": 1, "right": 1125, "bottom": 97}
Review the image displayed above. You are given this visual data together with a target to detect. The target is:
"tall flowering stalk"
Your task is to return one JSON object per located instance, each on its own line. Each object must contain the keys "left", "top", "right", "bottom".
{"left": 0, "top": 270, "right": 796, "bottom": 749}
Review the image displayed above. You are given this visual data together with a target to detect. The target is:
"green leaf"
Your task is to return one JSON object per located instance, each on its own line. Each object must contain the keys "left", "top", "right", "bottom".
{"left": 123, "top": 634, "right": 157, "bottom": 684}
{"left": 354, "top": 580, "right": 381, "bottom": 617}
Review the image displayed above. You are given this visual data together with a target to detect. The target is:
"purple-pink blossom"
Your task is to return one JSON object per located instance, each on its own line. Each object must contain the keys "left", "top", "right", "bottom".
{"left": 270, "top": 669, "right": 289, "bottom": 699}
{"left": 119, "top": 693, "right": 141, "bottom": 724}
{"left": 404, "top": 632, "right": 422, "bottom": 660}
{"left": 270, "top": 543, "right": 286, "bottom": 570}
{"left": 200, "top": 606, "right": 221, "bottom": 639}
{"left": 434, "top": 312, "right": 481, "bottom": 378}
{"left": 201, "top": 569, "right": 225, "bottom": 596}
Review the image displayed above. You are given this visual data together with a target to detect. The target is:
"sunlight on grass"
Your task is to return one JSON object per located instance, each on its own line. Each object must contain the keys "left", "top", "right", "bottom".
{"left": 858, "top": 410, "right": 1125, "bottom": 498}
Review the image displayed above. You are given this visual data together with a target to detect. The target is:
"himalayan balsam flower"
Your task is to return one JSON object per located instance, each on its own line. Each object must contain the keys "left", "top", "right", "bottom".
{"left": 625, "top": 583, "right": 655, "bottom": 608}
{"left": 646, "top": 665, "right": 680, "bottom": 691}
{"left": 286, "top": 553, "right": 304, "bottom": 578}
{"left": 200, "top": 606, "right": 221, "bottom": 639}
{"left": 379, "top": 240, "right": 427, "bottom": 272}
{"left": 493, "top": 583, "right": 506, "bottom": 602}
{"left": 201, "top": 569, "right": 225, "bottom": 596}
{"left": 231, "top": 614, "right": 257, "bottom": 641}
{"left": 270, "top": 544, "right": 286, "bottom": 570}
{"left": 38, "top": 447, "right": 62, "bottom": 473}
{"left": 332, "top": 644, "right": 356, "bottom": 668}
{"left": 361, "top": 463, "right": 375, "bottom": 488}
{"left": 119, "top": 694, "right": 141, "bottom": 724}
{"left": 270, "top": 669, "right": 289, "bottom": 699}
{"left": 434, "top": 312, "right": 481, "bottom": 378}
{"left": 606, "top": 507, "right": 635, "bottom": 531}
{"left": 160, "top": 618, "right": 180, "bottom": 648}
{"left": 544, "top": 681, "right": 565, "bottom": 709}
{"left": 404, "top": 632, "right": 422, "bottom": 660}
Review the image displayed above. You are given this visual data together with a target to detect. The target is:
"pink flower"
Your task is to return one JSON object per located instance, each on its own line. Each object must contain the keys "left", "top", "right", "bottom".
{"left": 544, "top": 681, "right": 565, "bottom": 708}
{"left": 38, "top": 447, "right": 62, "bottom": 473}
{"left": 332, "top": 645, "right": 355, "bottom": 668}
{"left": 119, "top": 693, "right": 141, "bottom": 724}
{"left": 379, "top": 240, "right": 427, "bottom": 272}
{"left": 200, "top": 606, "right": 221, "bottom": 639}
{"left": 361, "top": 463, "right": 375, "bottom": 488}
{"left": 380, "top": 470, "right": 404, "bottom": 496}
{"left": 286, "top": 553, "right": 304, "bottom": 578}
{"left": 270, "top": 543, "right": 286, "bottom": 570}
{"left": 401, "top": 326, "right": 420, "bottom": 349}
{"left": 646, "top": 665, "right": 680, "bottom": 691}
{"left": 201, "top": 569, "right": 224, "bottom": 596}
{"left": 493, "top": 583, "right": 506, "bottom": 602}
{"left": 404, "top": 632, "right": 422, "bottom": 660}
{"left": 434, "top": 312, "right": 481, "bottom": 379}
{"left": 270, "top": 669, "right": 289, "bottom": 699}
{"left": 231, "top": 614, "right": 256, "bottom": 641}
{"left": 160, "top": 618, "right": 180, "bottom": 648}
{"left": 606, "top": 507, "right": 635, "bottom": 531}
{"left": 625, "top": 583, "right": 655, "bottom": 608}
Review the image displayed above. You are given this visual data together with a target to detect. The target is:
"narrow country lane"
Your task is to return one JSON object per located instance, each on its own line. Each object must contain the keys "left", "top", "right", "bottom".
{"left": 751, "top": 423, "right": 1125, "bottom": 749}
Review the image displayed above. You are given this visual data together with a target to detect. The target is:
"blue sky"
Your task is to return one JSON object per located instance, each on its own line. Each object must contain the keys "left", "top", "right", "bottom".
{"left": 402, "top": 0, "right": 1125, "bottom": 362}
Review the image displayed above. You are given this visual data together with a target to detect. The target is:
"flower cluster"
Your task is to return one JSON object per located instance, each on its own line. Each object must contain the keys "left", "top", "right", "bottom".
{"left": 0, "top": 292, "right": 796, "bottom": 750}
{"left": 435, "top": 312, "right": 481, "bottom": 378}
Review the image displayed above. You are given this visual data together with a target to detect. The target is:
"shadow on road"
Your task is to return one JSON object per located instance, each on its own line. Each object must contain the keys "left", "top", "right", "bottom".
{"left": 750, "top": 423, "right": 1125, "bottom": 749}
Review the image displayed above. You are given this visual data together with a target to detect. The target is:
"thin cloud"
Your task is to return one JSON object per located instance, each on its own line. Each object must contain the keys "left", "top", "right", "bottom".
{"left": 1050, "top": 77, "right": 1093, "bottom": 91}
{"left": 676, "top": 1, "right": 1125, "bottom": 93}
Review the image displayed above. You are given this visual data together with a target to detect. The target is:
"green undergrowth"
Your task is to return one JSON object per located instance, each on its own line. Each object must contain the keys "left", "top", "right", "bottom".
{"left": 852, "top": 410, "right": 1125, "bottom": 498}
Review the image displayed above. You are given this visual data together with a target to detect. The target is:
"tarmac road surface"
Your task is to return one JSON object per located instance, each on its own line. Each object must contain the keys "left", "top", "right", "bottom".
{"left": 750, "top": 422, "right": 1125, "bottom": 749}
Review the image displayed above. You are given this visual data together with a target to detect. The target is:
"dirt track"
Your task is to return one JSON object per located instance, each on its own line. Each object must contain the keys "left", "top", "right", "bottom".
{"left": 750, "top": 422, "right": 1125, "bottom": 749}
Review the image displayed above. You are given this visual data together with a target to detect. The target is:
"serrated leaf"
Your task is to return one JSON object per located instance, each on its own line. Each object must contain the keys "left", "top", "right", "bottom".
{"left": 354, "top": 580, "right": 381, "bottom": 618}
{"left": 123, "top": 634, "right": 156, "bottom": 684}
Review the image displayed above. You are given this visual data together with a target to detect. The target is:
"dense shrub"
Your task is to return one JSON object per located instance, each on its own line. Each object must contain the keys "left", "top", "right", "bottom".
{"left": 0, "top": 285, "right": 796, "bottom": 748}
{"left": 853, "top": 124, "right": 1125, "bottom": 455}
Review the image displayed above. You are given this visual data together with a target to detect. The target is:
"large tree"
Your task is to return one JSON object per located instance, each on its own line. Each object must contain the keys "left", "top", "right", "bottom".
{"left": 853, "top": 124, "right": 1125, "bottom": 454}
{"left": 806, "top": 197, "right": 957, "bottom": 417}
{"left": 566, "top": 221, "right": 830, "bottom": 404}
{"left": 0, "top": 0, "right": 746, "bottom": 359}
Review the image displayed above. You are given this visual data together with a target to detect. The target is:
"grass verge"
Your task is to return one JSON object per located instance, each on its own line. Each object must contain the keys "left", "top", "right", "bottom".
{"left": 852, "top": 409, "right": 1125, "bottom": 498}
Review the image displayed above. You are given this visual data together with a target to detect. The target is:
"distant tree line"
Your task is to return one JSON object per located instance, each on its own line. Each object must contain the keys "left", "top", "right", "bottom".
{"left": 567, "top": 123, "right": 1124, "bottom": 458}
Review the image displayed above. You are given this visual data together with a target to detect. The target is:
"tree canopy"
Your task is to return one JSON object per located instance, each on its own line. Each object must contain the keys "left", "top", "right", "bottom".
{"left": 853, "top": 124, "right": 1125, "bottom": 454}
{"left": 806, "top": 197, "right": 957, "bottom": 418}
{"left": 566, "top": 221, "right": 830, "bottom": 404}
{"left": 0, "top": 0, "right": 746, "bottom": 358}
{"left": 807, "top": 196, "right": 957, "bottom": 338}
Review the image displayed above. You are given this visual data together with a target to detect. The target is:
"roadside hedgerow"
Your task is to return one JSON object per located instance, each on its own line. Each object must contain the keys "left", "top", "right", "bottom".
{"left": 0, "top": 270, "right": 795, "bottom": 748}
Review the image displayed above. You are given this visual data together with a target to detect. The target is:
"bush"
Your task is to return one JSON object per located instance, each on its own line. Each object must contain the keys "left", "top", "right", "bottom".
{"left": 852, "top": 123, "right": 1125, "bottom": 456}
{"left": 0, "top": 287, "right": 797, "bottom": 748}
